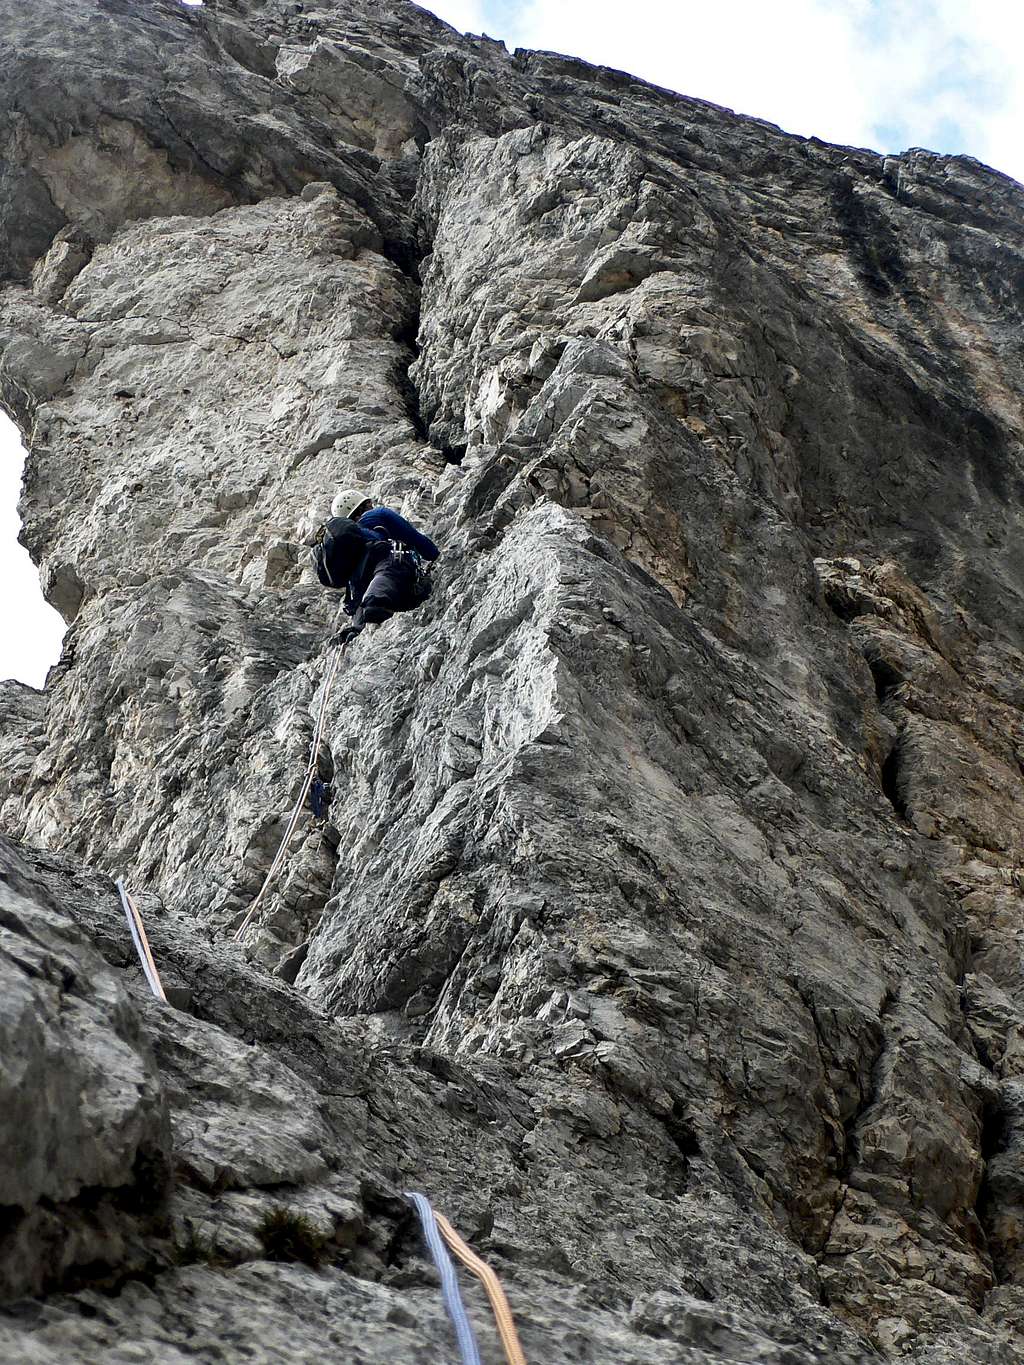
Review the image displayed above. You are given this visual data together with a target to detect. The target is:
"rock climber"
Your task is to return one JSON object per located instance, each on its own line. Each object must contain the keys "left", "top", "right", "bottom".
{"left": 313, "top": 487, "right": 440, "bottom": 647}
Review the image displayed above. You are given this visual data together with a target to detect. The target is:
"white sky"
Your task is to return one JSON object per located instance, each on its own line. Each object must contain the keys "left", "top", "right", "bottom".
{"left": 418, "top": 0, "right": 1024, "bottom": 184}
{"left": 2, "top": 1, "right": 1020, "bottom": 685}
{"left": 0, "top": 413, "right": 65, "bottom": 688}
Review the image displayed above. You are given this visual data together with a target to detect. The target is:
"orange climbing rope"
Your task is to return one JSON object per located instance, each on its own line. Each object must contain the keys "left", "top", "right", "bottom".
{"left": 434, "top": 1211, "right": 527, "bottom": 1365}
{"left": 233, "top": 641, "right": 347, "bottom": 942}
{"left": 117, "top": 879, "right": 167, "bottom": 1001}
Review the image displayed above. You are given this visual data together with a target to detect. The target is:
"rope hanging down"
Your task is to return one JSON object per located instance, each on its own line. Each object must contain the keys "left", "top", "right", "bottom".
{"left": 406, "top": 1192, "right": 482, "bottom": 1365}
{"left": 117, "top": 880, "right": 167, "bottom": 1001}
{"left": 233, "top": 643, "right": 347, "bottom": 942}
{"left": 435, "top": 1210, "right": 527, "bottom": 1365}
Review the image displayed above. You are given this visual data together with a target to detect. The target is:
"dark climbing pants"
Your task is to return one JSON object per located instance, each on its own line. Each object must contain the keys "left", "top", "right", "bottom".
{"left": 352, "top": 553, "right": 418, "bottom": 628}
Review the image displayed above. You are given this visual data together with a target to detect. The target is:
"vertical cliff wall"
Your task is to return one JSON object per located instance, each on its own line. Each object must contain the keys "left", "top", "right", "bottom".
{"left": 2, "top": 2, "right": 1024, "bottom": 1361}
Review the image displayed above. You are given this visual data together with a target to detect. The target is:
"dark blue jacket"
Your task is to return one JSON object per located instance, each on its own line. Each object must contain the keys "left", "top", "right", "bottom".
{"left": 358, "top": 507, "right": 439, "bottom": 561}
{"left": 343, "top": 506, "right": 439, "bottom": 616}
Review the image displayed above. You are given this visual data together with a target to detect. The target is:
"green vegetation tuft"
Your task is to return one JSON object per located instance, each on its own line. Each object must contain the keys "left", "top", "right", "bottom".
{"left": 172, "top": 1223, "right": 239, "bottom": 1269}
{"left": 257, "top": 1206, "right": 329, "bottom": 1268}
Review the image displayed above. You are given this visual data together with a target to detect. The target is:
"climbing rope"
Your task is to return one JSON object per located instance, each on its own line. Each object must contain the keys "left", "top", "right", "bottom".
{"left": 435, "top": 1211, "right": 527, "bottom": 1365}
{"left": 233, "top": 642, "right": 347, "bottom": 942}
{"left": 406, "top": 1192, "right": 482, "bottom": 1365}
{"left": 117, "top": 879, "right": 167, "bottom": 1001}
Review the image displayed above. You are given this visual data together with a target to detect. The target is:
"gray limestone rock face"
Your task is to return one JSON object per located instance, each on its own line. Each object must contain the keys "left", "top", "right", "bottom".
{"left": 1, "top": 1, "right": 1024, "bottom": 1362}
{"left": 0, "top": 839, "right": 170, "bottom": 1299}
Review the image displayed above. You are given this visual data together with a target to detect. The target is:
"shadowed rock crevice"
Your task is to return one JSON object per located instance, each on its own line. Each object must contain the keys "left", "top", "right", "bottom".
{"left": 837, "top": 986, "right": 900, "bottom": 1181}
{"left": 395, "top": 313, "right": 432, "bottom": 446}
{"left": 976, "top": 1093, "right": 1016, "bottom": 1287}
{"left": 879, "top": 738, "right": 908, "bottom": 818}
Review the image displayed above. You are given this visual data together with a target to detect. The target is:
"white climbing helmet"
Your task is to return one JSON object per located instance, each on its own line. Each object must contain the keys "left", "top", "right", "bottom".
{"left": 331, "top": 487, "right": 372, "bottom": 520}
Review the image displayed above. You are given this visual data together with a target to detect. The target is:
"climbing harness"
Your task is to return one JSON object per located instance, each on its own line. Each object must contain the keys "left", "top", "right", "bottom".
{"left": 117, "top": 879, "right": 167, "bottom": 1002}
{"left": 406, "top": 1192, "right": 482, "bottom": 1365}
{"left": 435, "top": 1210, "right": 527, "bottom": 1365}
{"left": 407, "top": 1192, "right": 527, "bottom": 1365}
{"left": 389, "top": 542, "right": 433, "bottom": 607}
{"left": 233, "top": 641, "right": 348, "bottom": 942}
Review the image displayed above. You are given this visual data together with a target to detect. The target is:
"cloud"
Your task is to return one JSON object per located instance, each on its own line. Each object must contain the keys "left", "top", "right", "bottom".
{"left": 0, "top": 414, "right": 65, "bottom": 688}
{"left": 417, "top": 0, "right": 1024, "bottom": 183}
{"left": 420, "top": 0, "right": 489, "bottom": 36}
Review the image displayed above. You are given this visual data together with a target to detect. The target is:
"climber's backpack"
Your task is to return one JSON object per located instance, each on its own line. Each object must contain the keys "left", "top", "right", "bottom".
{"left": 311, "top": 517, "right": 373, "bottom": 590}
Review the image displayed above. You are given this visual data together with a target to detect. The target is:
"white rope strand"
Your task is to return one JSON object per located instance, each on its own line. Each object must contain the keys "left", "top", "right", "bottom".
{"left": 117, "top": 879, "right": 167, "bottom": 1001}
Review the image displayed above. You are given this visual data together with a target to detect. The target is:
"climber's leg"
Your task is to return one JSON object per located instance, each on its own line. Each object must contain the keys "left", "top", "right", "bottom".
{"left": 357, "top": 554, "right": 417, "bottom": 626}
